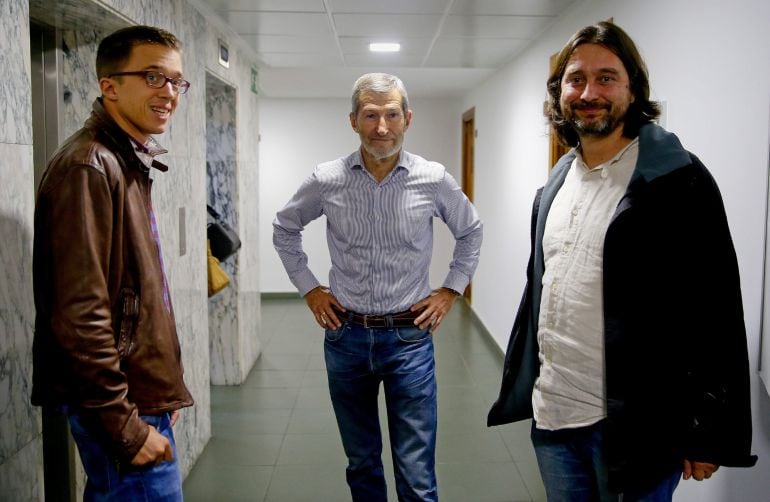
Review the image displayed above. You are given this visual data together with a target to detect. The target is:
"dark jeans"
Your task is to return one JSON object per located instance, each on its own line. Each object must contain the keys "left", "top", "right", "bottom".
{"left": 324, "top": 322, "right": 438, "bottom": 502}
{"left": 68, "top": 412, "right": 183, "bottom": 501}
{"left": 531, "top": 420, "right": 681, "bottom": 502}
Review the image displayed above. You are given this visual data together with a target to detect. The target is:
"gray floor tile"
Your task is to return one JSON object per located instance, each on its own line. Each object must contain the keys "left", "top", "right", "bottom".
{"left": 286, "top": 407, "right": 340, "bottom": 434}
{"left": 306, "top": 352, "right": 327, "bottom": 370}
{"left": 437, "top": 430, "right": 515, "bottom": 463}
{"left": 242, "top": 369, "right": 306, "bottom": 388}
{"left": 294, "top": 386, "right": 334, "bottom": 409}
{"left": 438, "top": 405, "right": 492, "bottom": 434}
{"left": 266, "top": 463, "right": 353, "bottom": 502}
{"left": 184, "top": 296, "right": 543, "bottom": 502}
{"left": 252, "top": 353, "right": 311, "bottom": 371}
{"left": 301, "top": 369, "right": 329, "bottom": 387}
{"left": 211, "top": 386, "right": 300, "bottom": 410}
{"left": 183, "top": 459, "right": 272, "bottom": 501}
{"left": 516, "top": 453, "right": 547, "bottom": 502}
{"left": 212, "top": 408, "right": 292, "bottom": 435}
{"left": 202, "top": 434, "right": 285, "bottom": 466}
{"left": 436, "top": 462, "right": 532, "bottom": 502}
{"left": 276, "top": 433, "right": 347, "bottom": 465}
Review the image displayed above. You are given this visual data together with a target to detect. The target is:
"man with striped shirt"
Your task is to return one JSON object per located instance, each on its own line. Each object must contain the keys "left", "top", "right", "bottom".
{"left": 273, "top": 73, "right": 483, "bottom": 501}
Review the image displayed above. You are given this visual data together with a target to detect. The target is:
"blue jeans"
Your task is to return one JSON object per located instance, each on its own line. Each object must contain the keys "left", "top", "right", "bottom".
{"left": 531, "top": 420, "right": 681, "bottom": 502}
{"left": 68, "top": 412, "right": 183, "bottom": 501}
{"left": 324, "top": 322, "right": 438, "bottom": 502}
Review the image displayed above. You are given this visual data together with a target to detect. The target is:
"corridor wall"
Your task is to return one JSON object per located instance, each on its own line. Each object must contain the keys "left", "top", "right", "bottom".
{"left": 462, "top": 0, "right": 770, "bottom": 500}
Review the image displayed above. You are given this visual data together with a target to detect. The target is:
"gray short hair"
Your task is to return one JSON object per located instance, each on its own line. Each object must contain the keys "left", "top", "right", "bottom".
{"left": 351, "top": 73, "right": 409, "bottom": 118}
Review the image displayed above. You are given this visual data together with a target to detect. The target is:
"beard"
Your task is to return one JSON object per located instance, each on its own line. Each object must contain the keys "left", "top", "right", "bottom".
{"left": 361, "top": 136, "right": 403, "bottom": 160}
{"left": 564, "top": 99, "right": 627, "bottom": 138}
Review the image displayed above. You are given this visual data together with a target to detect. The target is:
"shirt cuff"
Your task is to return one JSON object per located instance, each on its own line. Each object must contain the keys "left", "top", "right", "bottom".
{"left": 292, "top": 269, "right": 321, "bottom": 297}
{"left": 442, "top": 270, "right": 469, "bottom": 296}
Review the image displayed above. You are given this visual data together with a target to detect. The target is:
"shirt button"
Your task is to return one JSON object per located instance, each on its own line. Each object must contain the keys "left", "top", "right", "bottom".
{"left": 572, "top": 208, "right": 579, "bottom": 216}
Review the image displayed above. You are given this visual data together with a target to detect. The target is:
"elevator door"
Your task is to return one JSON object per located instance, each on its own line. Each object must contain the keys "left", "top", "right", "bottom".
{"left": 30, "top": 22, "right": 78, "bottom": 502}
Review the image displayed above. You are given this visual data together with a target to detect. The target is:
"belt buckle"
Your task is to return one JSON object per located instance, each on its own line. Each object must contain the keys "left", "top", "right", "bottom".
{"left": 362, "top": 314, "right": 369, "bottom": 328}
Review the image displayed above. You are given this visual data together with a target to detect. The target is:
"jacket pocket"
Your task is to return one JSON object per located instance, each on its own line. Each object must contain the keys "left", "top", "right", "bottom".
{"left": 116, "top": 288, "right": 140, "bottom": 358}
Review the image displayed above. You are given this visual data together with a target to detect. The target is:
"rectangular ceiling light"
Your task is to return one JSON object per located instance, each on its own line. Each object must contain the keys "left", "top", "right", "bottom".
{"left": 369, "top": 42, "right": 400, "bottom": 53}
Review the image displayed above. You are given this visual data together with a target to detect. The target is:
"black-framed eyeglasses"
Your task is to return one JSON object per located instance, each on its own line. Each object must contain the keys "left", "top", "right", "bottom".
{"left": 108, "top": 70, "right": 191, "bottom": 94}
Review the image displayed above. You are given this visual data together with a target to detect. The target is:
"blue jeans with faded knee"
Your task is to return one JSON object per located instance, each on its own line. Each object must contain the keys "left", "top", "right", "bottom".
{"left": 324, "top": 322, "right": 438, "bottom": 502}
{"left": 532, "top": 420, "right": 681, "bottom": 502}
{"left": 68, "top": 411, "right": 183, "bottom": 501}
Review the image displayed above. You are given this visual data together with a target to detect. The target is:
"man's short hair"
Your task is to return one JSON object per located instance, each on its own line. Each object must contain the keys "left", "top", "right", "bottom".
{"left": 96, "top": 25, "right": 181, "bottom": 78}
{"left": 545, "top": 21, "right": 660, "bottom": 147}
{"left": 351, "top": 73, "right": 410, "bottom": 118}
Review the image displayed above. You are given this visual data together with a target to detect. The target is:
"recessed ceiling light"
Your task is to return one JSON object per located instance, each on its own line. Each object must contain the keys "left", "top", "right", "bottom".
{"left": 369, "top": 42, "right": 400, "bottom": 53}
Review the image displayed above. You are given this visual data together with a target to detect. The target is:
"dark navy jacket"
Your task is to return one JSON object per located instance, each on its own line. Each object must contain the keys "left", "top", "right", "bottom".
{"left": 488, "top": 123, "right": 756, "bottom": 492}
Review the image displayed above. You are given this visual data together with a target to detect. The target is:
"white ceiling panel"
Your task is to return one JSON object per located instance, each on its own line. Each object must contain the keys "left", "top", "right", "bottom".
{"left": 259, "top": 67, "right": 496, "bottom": 98}
{"left": 426, "top": 37, "right": 529, "bottom": 68}
{"left": 451, "top": 0, "right": 578, "bottom": 17}
{"left": 205, "top": 0, "right": 325, "bottom": 11}
{"left": 194, "top": 0, "right": 580, "bottom": 97}
{"left": 442, "top": 14, "right": 552, "bottom": 38}
{"left": 329, "top": 0, "right": 451, "bottom": 15}
{"left": 240, "top": 34, "right": 338, "bottom": 54}
{"left": 333, "top": 14, "right": 443, "bottom": 38}
{"left": 223, "top": 12, "right": 332, "bottom": 36}
{"left": 259, "top": 52, "right": 344, "bottom": 67}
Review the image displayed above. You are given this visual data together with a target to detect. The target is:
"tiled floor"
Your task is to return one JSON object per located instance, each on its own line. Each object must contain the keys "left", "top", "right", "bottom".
{"left": 183, "top": 296, "right": 546, "bottom": 502}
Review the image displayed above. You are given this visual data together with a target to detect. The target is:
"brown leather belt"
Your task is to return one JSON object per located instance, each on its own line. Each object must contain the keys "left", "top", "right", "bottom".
{"left": 346, "top": 310, "right": 421, "bottom": 328}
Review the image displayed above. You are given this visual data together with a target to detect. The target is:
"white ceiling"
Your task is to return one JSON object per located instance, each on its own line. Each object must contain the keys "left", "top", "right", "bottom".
{"left": 195, "top": 0, "right": 579, "bottom": 98}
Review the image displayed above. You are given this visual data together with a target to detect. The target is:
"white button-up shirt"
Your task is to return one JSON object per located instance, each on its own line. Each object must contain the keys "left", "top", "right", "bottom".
{"left": 533, "top": 139, "right": 639, "bottom": 430}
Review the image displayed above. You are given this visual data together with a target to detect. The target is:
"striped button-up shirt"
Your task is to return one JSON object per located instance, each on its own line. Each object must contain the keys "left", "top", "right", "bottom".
{"left": 273, "top": 149, "right": 483, "bottom": 315}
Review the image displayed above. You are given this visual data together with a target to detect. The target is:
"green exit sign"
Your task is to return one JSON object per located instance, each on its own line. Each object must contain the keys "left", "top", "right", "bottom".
{"left": 250, "top": 68, "right": 259, "bottom": 95}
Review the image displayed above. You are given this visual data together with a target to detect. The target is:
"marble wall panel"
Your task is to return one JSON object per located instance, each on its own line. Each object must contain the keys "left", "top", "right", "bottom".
{"left": 206, "top": 73, "right": 244, "bottom": 384}
{"left": 0, "top": 144, "right": 37, "bottom": 466}
{"left": 0, "top": 0, "right": 32, "bottom": 145}
{"left": 0, "top": 436, "right": 44, "bottom": 502}
{"left": 60, "top": 29, "right": 103, "bottom": 139}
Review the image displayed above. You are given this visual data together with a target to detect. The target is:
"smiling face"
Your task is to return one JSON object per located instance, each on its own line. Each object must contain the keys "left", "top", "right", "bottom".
{"left": 350, "top": 89, "right": 411, "bottom": 163}
{"left": 559, "top": 43, "right": 634, "bottom": 140}
{"left": 100, "top": 43, "right": 183, "bottom": 144}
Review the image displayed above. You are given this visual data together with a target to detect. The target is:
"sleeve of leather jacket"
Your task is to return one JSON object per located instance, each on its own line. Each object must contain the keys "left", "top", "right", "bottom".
{"left": 43, "top": 161, "right": 148, "bottom": 463}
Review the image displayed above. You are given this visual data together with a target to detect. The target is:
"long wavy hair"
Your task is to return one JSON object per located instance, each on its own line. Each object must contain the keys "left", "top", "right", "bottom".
{"left": 545, "top": 22, "right": 660, "bottom": 147}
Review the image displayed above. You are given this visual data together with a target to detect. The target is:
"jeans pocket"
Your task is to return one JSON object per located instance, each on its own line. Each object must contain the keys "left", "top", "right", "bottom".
{"left": 324, "top": 323, "right": 349, "bottom": 342}
{"left": 395, "top": 326, "right": 431, "bottom": 343}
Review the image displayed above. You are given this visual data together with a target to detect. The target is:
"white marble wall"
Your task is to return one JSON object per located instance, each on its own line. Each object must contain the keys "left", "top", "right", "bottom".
{"left": 206, "top": 74, "right": 242, "bottom": 385}
{"left": 1, "top": 0, "right": 262, "bottom": 495}
{"left": 0, "top": 0, "right": 43, "bottom": 499}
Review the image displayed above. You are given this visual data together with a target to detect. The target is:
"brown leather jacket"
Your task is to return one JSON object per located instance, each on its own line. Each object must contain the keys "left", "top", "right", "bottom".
{"left": 32, "top": 98, "right": 193, "bottom": 463}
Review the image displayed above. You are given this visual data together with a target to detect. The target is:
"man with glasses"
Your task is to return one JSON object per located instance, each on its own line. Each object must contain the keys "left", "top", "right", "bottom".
{"left": 32, "top": 25, "right": 192, "bottom": 500}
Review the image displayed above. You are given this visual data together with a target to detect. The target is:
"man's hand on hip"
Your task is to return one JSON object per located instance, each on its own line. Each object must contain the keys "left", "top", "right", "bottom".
{"left": 411, "top": 287, "right": 460, "bottom": 333}
{"left": 305, "top": 286, "right": 346, "bottom": 329}
{"left": 131, "top": 425, "right": 173, "bottom": 466}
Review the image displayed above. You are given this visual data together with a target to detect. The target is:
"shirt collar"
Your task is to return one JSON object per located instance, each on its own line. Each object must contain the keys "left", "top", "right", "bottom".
{"left": 130, "top": 136, "right": 169, "bottom": 172}
{"left": 348, "top": 149, "right": 410, "bottom": 179}
{"left": 574, "top": 137, "right": 639, "bottom": 173}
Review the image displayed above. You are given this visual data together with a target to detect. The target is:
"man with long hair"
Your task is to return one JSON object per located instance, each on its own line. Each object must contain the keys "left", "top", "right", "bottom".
{"left": 489, "top": 22, "right": 756, "bottom": 501}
